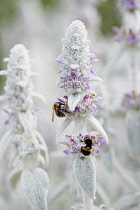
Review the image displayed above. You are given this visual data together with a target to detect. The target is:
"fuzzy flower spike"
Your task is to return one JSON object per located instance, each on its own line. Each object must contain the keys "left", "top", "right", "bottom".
{"left": 0, "top": 44, "right": 49, "bottom": 210}
{"left": 55, "top": 21, "right": 108, "bottom": 144}
{"left": 54, "top": 21, "right": 109, "bottom": 206}
{"left": 56, "top": 20, "right": 102, "bottom": 111}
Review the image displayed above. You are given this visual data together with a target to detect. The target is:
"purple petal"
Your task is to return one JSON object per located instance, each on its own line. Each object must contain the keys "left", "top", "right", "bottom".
{"left": 57, "top": 98, "right": 65, "bottom": 103}
{"left": 72, "top": 82, "right": 78, "bottom": 87}
{"left": 84, "top": 134, "right": 91, "bottom": 139}
{"left": 83, "top": 94, "right": 89, "bottom": 100}
{"left": 60, "top": 84, "right": 67, "bottom": 88}
{"left": 71, "top": 146, "right": 77, "bottom": 153}
{"left": 90, "top": 59, "right": 99, "bottom": 64}
{"left": 70, "top": 71, "right": 77, "bottom": 78}
{"left": 96, "top": 149, "right": 101, "bottom": 154}
{"left": 125, "top": 0, "right": 138, "bottom": 8}
{"left": 90, "top": 67, "right": 94, "bottom": 74}
{"left": 3, "top": 109, "right": 10, "bottom": 115}
{"left": 100, "top": 141, "right": 107, "bottom": 146}
{"left": 60, "top": 141, "right": 68, "bottom": 145}
{"left": 97, "top": 137, "right": 104, "bottom": 140}
{"left": 63, "top": 150, "right": 69, "bottom": 155}
{"left": 55, "top": 59, "right": 63, "bottom": 64}
{"left": 84, "top": 83, "right": 90, "bottom": 89}
{"left": 97, "top": 137, "right": 107, "bottom": 146}
{"left": 70, "top": 138, "right": 77, "bottom": 143}
{"left": 82, "top": 77, "right": 89, "bottom": 82}
{"left": 74, "top": 106, "right": 79, "bottom": 112}
{"left": 4, "top": 120, "right": 10, "bottom": 125}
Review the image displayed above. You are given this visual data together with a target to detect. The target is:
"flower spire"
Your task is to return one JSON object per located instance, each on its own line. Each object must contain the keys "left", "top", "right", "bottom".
{"left": 0, "top": 44, "right": 49, "bottom": 210}
{"left": 53, "top": 20, "right": 109, "bottom": 207}
{"left": 56, "top": 20, "right": 102, "bottom": 111}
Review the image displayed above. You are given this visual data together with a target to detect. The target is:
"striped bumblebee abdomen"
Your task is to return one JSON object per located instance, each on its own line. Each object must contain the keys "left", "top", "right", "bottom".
{"left": 81, "top": 147, "right": 92, "bottom": 156}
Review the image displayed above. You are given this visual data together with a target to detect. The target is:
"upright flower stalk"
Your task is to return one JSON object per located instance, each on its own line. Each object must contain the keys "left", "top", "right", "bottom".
{"left": 56, "top": 20, "right": 103, "bottom": 111}
{"left": 54, "top": 20, "right": 109, "bottom": 209}
{"left": 113, "top": 0, "right": 140, "bottom": 158}
{"left": 113, "top": 0, "right": 140, "bottom": 91}
{"left": 0, "top": 44, "right": 49, "bottom": 210}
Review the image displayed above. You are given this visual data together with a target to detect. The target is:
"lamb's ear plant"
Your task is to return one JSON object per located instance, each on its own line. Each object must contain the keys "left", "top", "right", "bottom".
{"left": 0, "top": 44, "right": 49, "bottom": 210}
{"left": 112, "top": 0, "right": 140, "bottom": 161}
{"left": 53, "top": 20, "right": 110, "bottom": 209}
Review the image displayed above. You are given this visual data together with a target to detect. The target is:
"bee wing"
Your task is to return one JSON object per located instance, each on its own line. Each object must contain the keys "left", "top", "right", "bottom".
{"left": 52, "top": 110, "right": 55, "bottom": 122}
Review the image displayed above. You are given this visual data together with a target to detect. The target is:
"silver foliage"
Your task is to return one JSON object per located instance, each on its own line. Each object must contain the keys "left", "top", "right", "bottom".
{"left": 21, "top": 168, "right": 49, "bottom": 210}
{"left": 73, "top": 156, "right": 96, "bottom": 199}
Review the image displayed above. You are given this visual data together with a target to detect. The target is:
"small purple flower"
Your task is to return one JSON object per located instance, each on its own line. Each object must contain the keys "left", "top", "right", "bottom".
{"left": 90, "top": 67, "right": 94, "bottom": 74}
{"left": 74, "top": 106, "right": 79, "bottom": 113}
{"left": 3, "top": 109, "right": 11, "bottom": 115}
{"left": 60, "top": 76, "right": 67, "bottom": 80}
{"left": 60, "top": 84, "right": 67, "bottom": 88}
{"left": 70, "top": 138, "right": 77, "bottom": 144}
{"left": 82, "top": 77, "right": 89, "bottom": 82}
{"left": 63, "top": 150, "right": 69, "bottom": 155}
{"left": 72, "top": 82, "right": 77, "bottom": 87}
{"left": 71, "top": 146, "right": 77, "bottom": 153}
{"left": 57, "top": 98, "right": 65, "bottom": 103}
{"left": 96, "top": 149, "right": 101, "bottom": 154}
{"left": 83, "top": 94, "right": 89, "bottom": 100}
{"left": 128, "top": 29, "right": 140, "bottom": 43}
{"left": 90, "top": 59, "right": 99, "bottom": 64}
{"left": 63, "top": 95, "right": 68, "bottom": 99}
{"left": 55, "top": 59, "right": 63, "bottom": 64}
{"left": 70, "top": 71, "right": 77, "bottom": 78}
{"left": 91, "top": 107, "right": 98, "bottom": 112}
{"left": 125, "top": 93, "right": 132, "bottom": 97}
{"left": 4, "top": 120, "right": 10, "bottom": 125}
{"left": 97, "top": 137, "right": 107, "bottom": 146}
{"left": 125, "top": 0, "right": 138, "bottom": 8}
{"left": 84, "top": 83, "right": 90, "bottom": 89}
{"left": 84, "top": 134, "right": 91, "bottom": 139}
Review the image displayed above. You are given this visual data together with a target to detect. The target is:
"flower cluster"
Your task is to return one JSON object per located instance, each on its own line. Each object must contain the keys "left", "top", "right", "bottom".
{"left": 56, "top": 20, "right": 102, "bottom": 110}
{"left": 122, "top": 91, "right": 140, "bottom": 110}
{"left": 113, "top": 27, "right": 140, "bottom": 44}
{"left": 57, "top": 93, "right": 101, "bottom": 118}
{"left": 60, "top": 132, "right": 106, "bottom": 157}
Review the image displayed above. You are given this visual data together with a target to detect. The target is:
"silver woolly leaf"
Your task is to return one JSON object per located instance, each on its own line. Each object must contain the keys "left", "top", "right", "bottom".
{"left": 86, "top": 115, "right": 109, "bottom": 144}
{"left": 21, "top": 168, "right": 49, "bottom": 210}
{"left": 18, "top": 111, "right": 33, "bottom": 137}
{"left": 126, "top": 110, "right": 140, "bottom": 156}
{"left": 36, "top": 131, "right": 49, "bottom": 167}
{"left": 0, "top": 129, "right": 14, "bottom": 160}
{"left": 73, "top": 156, "right": 96, "bottom": 199}
{"left": 56, "top": 118, "right": 72, "bottom": 143}
{"left": 68, "top": 94, "right": 81, "bottom": 111}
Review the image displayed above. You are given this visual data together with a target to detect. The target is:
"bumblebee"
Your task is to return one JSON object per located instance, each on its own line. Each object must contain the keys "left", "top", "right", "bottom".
{"left": 81, "top": 137, "right": 98, "bottom": 156}
{"left": 52, "top": 102, "right": 70, "bottom": 122}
